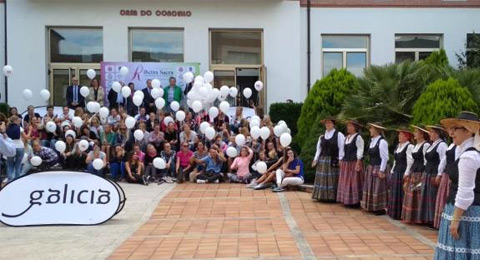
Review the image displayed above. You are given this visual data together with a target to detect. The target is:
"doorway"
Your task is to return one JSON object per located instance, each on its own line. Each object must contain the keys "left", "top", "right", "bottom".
{"left": 49, "top": 64, "right": 101, "bottom": 106}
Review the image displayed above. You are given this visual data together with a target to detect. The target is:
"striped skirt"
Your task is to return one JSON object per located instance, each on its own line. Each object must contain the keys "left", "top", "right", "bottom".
{"left": 402, "top": 171, "right": 423, "bottom": 223}
{"left": 435, "top": 203, "right": 480, "bottom": 259}
{"left": 361, "top": 165, "right": 388, "bottom": 212}
{"left": 434, "top": 173, "right": 450, "bottom": 229}
{"left": 312, "top": 156, "right": 339, "bottom": 202}
{"left": 337, "top": 160, "right": 364, "bottom": 205}
{"left": 418, "top": 172, "right": 438, "bottom": 225}
{"left": 388, "top": 166, "right": 405, "bottom": 220}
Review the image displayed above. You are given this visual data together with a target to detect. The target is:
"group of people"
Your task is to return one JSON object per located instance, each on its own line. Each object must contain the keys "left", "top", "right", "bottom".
{"left": 310, "top": 112, "right": 480, "bottom": 259}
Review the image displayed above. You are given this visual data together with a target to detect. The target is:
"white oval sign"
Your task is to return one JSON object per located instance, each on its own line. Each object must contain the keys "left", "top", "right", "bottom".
{"left": 0, "top": 171, "right": 125, "bottom": 227}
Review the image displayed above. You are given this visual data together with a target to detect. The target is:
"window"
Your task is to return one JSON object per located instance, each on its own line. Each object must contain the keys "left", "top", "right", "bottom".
{"left": 466, "top": 33, "right": 480, "bottom": 67}
{"left": 49, "top": 28, "right": 103, "bottom": 63}
{"left": 211, "top": 30, "right": 262, "bottom": 65}
{"left": 130, "top": 29, "right": 184, "bottom": 62}
{"left": 395, "top": 34, "right": 442, "bottom": 63}
{"left": 321, "top": 35, "right": 369, "bottom": 77}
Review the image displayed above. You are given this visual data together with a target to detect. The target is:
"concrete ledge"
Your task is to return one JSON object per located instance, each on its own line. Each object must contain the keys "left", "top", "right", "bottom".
{"left": 287, "top": 184, "right": 313, "bottom": 193}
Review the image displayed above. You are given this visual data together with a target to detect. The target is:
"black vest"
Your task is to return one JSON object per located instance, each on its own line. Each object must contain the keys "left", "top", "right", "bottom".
{"left": 444, "top": 145, "right": 457, "bottom": 176}
{"left": 411, "top": 142, "right": 427, "bottom": 173}
{"left": 425, "top": 141, "right": 445, "bottom": 176}
{"left": 344, "top": 134, "right": 360, "bottom": 162}
{"left": 393, "top": 143, "right": 409, "bottom": 174}
{"left": 368, "top": 137, "right": 383, "bottom": 166}
{"left": 320, "top": 130, "right": 339, "bottom": 159}
{"left": 447, "top": 147, "right": 480, "bottom": 206}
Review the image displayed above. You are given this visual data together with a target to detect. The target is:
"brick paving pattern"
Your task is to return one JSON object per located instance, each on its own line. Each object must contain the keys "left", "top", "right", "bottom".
{"left": 108, "top": 184, "right": 438, "bottom": 260}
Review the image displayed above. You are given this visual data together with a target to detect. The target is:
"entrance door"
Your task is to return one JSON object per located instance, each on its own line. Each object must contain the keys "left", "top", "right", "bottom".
{"left": 49, "top": 64, "right": 100, "bottom": 106}
{"left": 235, "top": 68, "right": 260, "bottom": 107}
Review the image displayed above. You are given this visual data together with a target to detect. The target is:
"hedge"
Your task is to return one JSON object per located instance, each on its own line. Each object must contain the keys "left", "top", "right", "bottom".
{"left": 269, "top": 102, "right": 303, "bottom": 137}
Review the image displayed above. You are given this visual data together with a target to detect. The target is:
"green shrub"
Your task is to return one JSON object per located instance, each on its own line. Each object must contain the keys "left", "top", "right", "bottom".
{"left": 424, "top": 49, "right": 449, "bottom": 67}
{"left": 412, "top": 77, "right": 479, "bottom": 125}
{"left": 296, "top": 69, "right": 357, "bottom": 148}
{"left": 269, "top": 102, "right": 303, "bottom": 136}
{"left": 299, "top": 115, "right": 324, "bottom": 183}
{"left": 0, "top": 103, "right": 10, "bottom": 116}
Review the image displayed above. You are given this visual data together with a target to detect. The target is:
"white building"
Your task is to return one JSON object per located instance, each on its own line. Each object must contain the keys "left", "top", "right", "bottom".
{"left": 1, "top": 0, "right": 479, "bottom": 112}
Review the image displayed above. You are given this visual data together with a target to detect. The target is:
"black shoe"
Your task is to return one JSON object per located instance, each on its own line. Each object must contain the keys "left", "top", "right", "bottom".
{"left": 142, "top": 176, "right": 148, "bottom": 186}
{"left": 374, "top": 209, "right": 386, "bottom": 216}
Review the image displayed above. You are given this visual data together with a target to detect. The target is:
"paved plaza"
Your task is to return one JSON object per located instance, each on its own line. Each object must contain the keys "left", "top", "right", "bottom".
{"left": 1, "top": 183, "right": 438, "bottom": 260}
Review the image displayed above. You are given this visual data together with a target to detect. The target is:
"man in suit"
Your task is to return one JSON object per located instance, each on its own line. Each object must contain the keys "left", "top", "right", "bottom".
{"left": 107, "top": 82, "right": 125, "bottom": 110}
{"left": 65, "top": 77, "right": 85, "bottom": 109}
{"left": 125, "top": 82, "right": 138, "bottom": 116}
{"left": 141, "top": 79, "right": 155, "bottom": 114}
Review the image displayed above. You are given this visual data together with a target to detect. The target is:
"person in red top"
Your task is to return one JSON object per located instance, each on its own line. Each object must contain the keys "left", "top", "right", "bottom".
{"left": 176, "top": 141, "right": 194, "bottom": 183}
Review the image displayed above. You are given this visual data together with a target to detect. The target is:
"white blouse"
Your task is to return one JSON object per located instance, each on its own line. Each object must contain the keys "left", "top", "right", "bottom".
{"left": 313, "top": 129, "right": 346, "bottom": 161}
{"left": 345, "top": 133, "right": 365, "bottom": 160}
{"left": 391, "top": 142, "right": 414, "bottom": 176}
{"left": 455, "top": 137, "right": 480, "bottom": 210}
{"left": 369, "top": 135, "right": 389, "bottom": 172}
{"left": 425, "top": 139, "right": 448, "bottom": 176}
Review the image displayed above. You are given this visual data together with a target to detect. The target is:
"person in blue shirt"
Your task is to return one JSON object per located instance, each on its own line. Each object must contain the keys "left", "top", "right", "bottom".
{"left": 195, "top": 145, "right": 226, "bottom": 183}
{"left": 273, "top": 148, "right": 304, "bottom": 192}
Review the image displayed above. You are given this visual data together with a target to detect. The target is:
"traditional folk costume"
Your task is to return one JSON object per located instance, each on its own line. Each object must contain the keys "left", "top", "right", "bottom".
{"left": 435, "top": 111, "right": 480, "bottom": 259}
{"left": 361, "top": 123, "right": 389, "bottom": 213}
{"left": 434, "top": 143, "right": 456, "bottom": 229}
{"left": 312, "top": 119, "right": 346, "bottom": 202}
{"left": 337, "top": 120, "right": 365, "bottom": 206}
{"left": 402, "top": 125, "right": 431, "bottom": 223}
{"left": 388, "top": 132, "right": 413, "bottom": 220}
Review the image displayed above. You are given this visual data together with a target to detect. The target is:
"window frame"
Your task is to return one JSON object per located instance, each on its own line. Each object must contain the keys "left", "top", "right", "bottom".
{"left": 321, "top": 34, "right": 370, "bottom": 77}
{"left": 394, "top": 34, "right": 443, "bottom": 62}
{"left": 209, "top": 29, "right": 264, "bottom": 66}
{"left": 128, "top": 27, "right": 185, "bottom": 62}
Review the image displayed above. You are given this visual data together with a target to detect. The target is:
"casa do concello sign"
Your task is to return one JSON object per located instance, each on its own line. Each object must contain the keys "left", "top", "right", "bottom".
{"left": 120, "top": 9, "right": 192, "bottom": 17}
{"left": 0, "top": 172, "right": 126, "bottom": 227}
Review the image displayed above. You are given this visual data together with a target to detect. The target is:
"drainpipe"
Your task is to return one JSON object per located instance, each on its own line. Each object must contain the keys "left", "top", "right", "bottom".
{"left": 3, "top": 0, "right": 7, "bottom": 103}
{"left": 307, "top": 0, "right": 311, "bottom": 92}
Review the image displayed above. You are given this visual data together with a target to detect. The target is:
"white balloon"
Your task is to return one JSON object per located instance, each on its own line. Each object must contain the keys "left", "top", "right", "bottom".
{"left": 243, "top": 88, "right": 252, "bottom": 99}
{"left": 256, "top": 162, "right": 267, "bottom": 174}
{"left": 219, "top": 101, "right": 230, "bottom": 114}
{"left": 80, "top": 86, "right": 90, "bottom": 98}
{"left": 229, "top": 87, "right": 238, "bottom": 98}
{"left": 120, "top": 66, "right": 129, "bottom": 76}
{"left": 133, "top": 95, "right": 143, "bottom": 107}
{"left": 134, "top": 129, "right": 144, "bottom": 141}
{"left": 183, "top": 72, "right": 194, "bottom": 84}
{"left": 220, "top": 86, "right": 230, "bottom": 97}
{"left": 218, "top": 93, "right": 227, "bottom": 102}
{"left": 46, "top": 121, "right": 56, "bottom": 133}
{"left": 2, "top": 65, "right": 13, "bottom": 77}
{"left": 187, "top": 99, "right": 193, "bottom": 108}
{"left": 254, "top": 81, "right": 264, "bottom": 91}
{"left": 200, "top": 122, "right": 210, "bottom": 134}
{"left": 79, "top": 140, "right": 89, "bottom": 152}
{"left": 86, "top": 102, "right": 95, "bottom": 113}
{"left": 208, "top": 88, "right": 220, "bottom": 102}
{"left": 251, "top": 116, "right": 261, "bottom": 123}
{"left": 121, "top": 86, "right": 131, "bottom": 98}
{"left": 93, "top": 102, "right": 101, "bottom": 113}
{"left": 134, "top": 90, "right": 144, "bottom": 100}
{"left": 164, "top": 116, "right": 174, "bottom": 125}
{"left": 226, "top": 147, "right": 238, "bottom": 158}
{"left": 280, "top": 133, "right": 292, "bottom": 147}
{"left": 204, "top": 71, "right": 214, "bottom": 83}
{"left": 278, "top": 120, "right": 286, "bottom": 125}
{"left": 235, "top": 134, "right": 246, "bottom": 146}
{"left": 192, "top": 101, "right": 203, "bottom": 113}
{"left": 23, "top": 89, "right": 33, "bottom": 101}
{"left": 194, "top": 75, "right": 204, "bottom": 84}
{"left": 87, "top": 69, "right": 96, "bottom": 80}
{"left": 204, "top": 83, "right": 213, "bottom": 90}
{"left": 250, "top": 126, "right": 261, "bottom": 139}
{"left": 72, "top": 117, "right": 83, "bottom": 128}
{"left": 193, "top": 81, "right": 203, "bottom": 91}
{"left": 274, "top": 125, "right": 285, "bottom": 137}
{"left": 249, "top": 120, "right": 260, "bottom": 129}
{"left": 112, "top": 81, "right": 122, "bottom": 92}
{"left": 40, "top": 89, "right": 51, "bottom": 101}
{"left": 199, "top": 87, "right": 208, "bottom": 97}
{"left": 125, "top": 116, "right": 136, "bottom": 129}
{"left": 155, "top": 98, "right": 165, "bottom": 109}
{"left": 65, "top": 130, "right": 76, "bottom": 139}
{"left": 55, "top": 141, "right": 66, "bottom": 153}
{"left": 176, "top": 111, "right": 186, "bottom": 122}
{"left": 30, "top": 156, "right": 42, "bottom": 167}
{"left": 99, "top": 107, "right": 109, "bottom": 119}
{"left": 170, "top": 101, "right": 180, "bottom": 112}
{"left": 151, "top": 88, "right": 161, "bottom": 99}
{"left": 151, "top": 79, "right": 161, "bottom": 88}
{"left": 260, "top": 127, "right": 270, "bottom": 140}
{"left": 208, "top": 107, "right": 219, "bottom": 119}
{"left": 93, "top": 158, "right": 104, "bottom": 170}
{"left": 205, "top": 127, "right": 216, "bottom": 140}
{"left": 153, "top": 157, "right": 166, "bottom": 169}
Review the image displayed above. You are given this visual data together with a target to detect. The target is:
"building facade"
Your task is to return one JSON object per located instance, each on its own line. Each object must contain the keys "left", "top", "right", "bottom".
{"left": 1, "top": 0, "right": 480, "bottom": 111}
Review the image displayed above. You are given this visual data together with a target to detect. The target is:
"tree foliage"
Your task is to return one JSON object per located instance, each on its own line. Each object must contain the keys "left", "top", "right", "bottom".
{"left": 412, "top": 78, "right": 479, "bottom": 125}
{"left": 269, "top": 102, "right": 303, "bottom": 136}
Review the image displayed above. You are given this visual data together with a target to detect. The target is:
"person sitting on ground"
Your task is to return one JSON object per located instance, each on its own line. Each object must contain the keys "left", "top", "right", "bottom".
{"left": 107, "top": 108, "right": 121, "bottom": 128}
{"left": 250, "top": 154, "right": 285, "bottom": 190}
{"left": 272, "top": 148, "right": 304, "bottom": 192}
{"left": 144, "top": 144, "right": 159, "bottom": 183}
{"left": 133, "top": 143, "right": 145, "bottom": 162}
{"left": 248, "top": 150, "right": 268, "bottom": 183}
{"left": 164, "top": 122, "right": 178, "bottom": 150}
{"left": 148, "top": 124, "right": 165, "bottom": 151}
{"left": 227, "top": 146, "right": 254, "bottom": 183}
{"left": 86, "top": 143, "right": 107, "bottom": 175}
{"left": 32, "top": 140, "right": 59, "bottom": 170}
{"left": 160, "top": 142, "right": 176, "bottom": 183}
{"left": 102, "top": 124, "right": 117, "bottom": 162}
{"left": 135, "top": 107, "right": 150, "bottom": 122}
{"left": 179, "top": 124, "right": 196, "bottom": 150}
{"left": 189, "top": 141, "right": 208, "bottom": 182}
{"left": 110, "top": 145, "right": 127, "bottom": 181}
{"left": 176, "top": 141, "right": 194, "bottom": 183}
{"left": 61, "top": 134, "right": 86, "bottom": 170}
{"left": 195, "top": 145, "right": 227, "bottom": 184}
{"left": 125, "top": 151, "right": 146, "bottom": 185}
